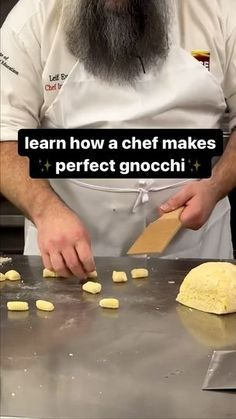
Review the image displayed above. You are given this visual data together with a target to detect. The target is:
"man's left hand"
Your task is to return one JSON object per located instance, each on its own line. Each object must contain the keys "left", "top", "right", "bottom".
{"left": 159, "top": 180, "right": 221, "bottom": 230}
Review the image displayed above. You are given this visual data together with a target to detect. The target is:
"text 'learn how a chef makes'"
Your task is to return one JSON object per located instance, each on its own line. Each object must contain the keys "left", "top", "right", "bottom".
{"left": 18, "top": 128, "right": 223, "bottom": 179}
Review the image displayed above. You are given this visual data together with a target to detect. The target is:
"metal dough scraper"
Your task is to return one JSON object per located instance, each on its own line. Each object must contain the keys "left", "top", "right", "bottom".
{"left": 203, "top": 350, "right": 236, "bottom": 390}
{"left": 127, "top": 207, "right": 184, "bottom": 255}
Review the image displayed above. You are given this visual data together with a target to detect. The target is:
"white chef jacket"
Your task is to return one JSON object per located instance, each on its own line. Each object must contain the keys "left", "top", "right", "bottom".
{"left": 1, "top": 0, "right": 236, "bottom": 137}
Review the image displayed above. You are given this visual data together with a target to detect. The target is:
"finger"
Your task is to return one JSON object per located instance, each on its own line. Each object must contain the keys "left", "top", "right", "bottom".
{"left": 62, "top": 246, "right": 87, "bottom": 279}
{"left": 49, "top": 252, "right": 71, "bottom": 278}
{"left": 180, "top": 198, "right": 203, "bottom": 230}
{"left": 75, "top": 240, "right": 95, "bottom": 274}
{"left": 159, "top": 186, "right": 194, "bottom": 213}
{"left": 41, "top": 252, "right": 52, "bottom": 270}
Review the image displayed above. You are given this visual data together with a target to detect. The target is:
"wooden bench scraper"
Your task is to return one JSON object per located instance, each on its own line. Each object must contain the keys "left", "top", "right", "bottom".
{"left": 127, "top": 207, "right": 184, "bottom": 255}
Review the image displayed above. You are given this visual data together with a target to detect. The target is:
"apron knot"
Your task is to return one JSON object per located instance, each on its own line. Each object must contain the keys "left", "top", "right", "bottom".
{"left": 132, "top": 180, "right": 154, "bottom": 213}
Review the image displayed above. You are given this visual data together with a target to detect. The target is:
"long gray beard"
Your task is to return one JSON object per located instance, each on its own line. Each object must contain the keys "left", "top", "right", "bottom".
{"left": 62, "top": 0, "right": 171, "bottom": 84}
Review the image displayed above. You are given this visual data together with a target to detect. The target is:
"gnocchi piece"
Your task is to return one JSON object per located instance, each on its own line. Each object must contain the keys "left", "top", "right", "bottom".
{"left": 36, "top": 300, "right": 55, "bottom": 312}
{"left": 0, "top": 273, "right": 6, "bottom": 282}
{"left": 131, "top": 268, "right": 149, "bottom": 279}
{"left": 5, "top": 270, "right": 21, "bottom": 281}
{"left": 7, "top": 301, "right": 29, "bottom": 311}
{"left": 87, "top": 270, "right": 98, "bottom": 279}
{"left": 43, "top": 268, "right": 59, "bottom": 278}
{"left": 112, "top": 271, "right": 128, "bottom": 283}
{"left": 99, "top": 298, "right": 119, "bottom": 309}
{"left": 82, "top": 281, "right": 102, "bottom": 294}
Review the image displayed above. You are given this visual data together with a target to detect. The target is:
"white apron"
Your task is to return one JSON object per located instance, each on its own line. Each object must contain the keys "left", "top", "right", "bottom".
{"left": 24, "top": 42, "right": 233, "bottom": 259}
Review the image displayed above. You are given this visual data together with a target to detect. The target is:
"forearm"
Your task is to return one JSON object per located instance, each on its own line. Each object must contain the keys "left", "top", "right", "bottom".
{"left": 1, "top": 141, "right": 94, "bottom": 277}
{"left": 0, "top": 141, "right": 64, "bottom": 224}
{"left": 208, "top": 129, "right": 236, "bottom": 200}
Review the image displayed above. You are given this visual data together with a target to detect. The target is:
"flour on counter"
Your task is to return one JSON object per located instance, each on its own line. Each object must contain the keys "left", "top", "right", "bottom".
{"left": 0, "top": 256, "right": 12, "bottom": 266}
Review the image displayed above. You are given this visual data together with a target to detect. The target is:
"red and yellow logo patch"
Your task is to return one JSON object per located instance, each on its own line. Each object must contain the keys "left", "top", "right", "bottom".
{"left": 192, "top": 50, "right": 210, "bottom": 71}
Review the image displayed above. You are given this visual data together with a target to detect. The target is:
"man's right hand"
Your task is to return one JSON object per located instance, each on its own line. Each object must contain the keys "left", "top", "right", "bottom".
{"left": 35, "top": 200, "right": 95, "bottom": 278}
{"left": 1, "top": 142, "right": 95, "bottom": 279}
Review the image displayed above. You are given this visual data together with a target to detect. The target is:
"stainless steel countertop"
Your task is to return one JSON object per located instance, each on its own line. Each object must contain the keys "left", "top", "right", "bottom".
{"left": 0, "top": 256, "right": 236, "bottom": 419}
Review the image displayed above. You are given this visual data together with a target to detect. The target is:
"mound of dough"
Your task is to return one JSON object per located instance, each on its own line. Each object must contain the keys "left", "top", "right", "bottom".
{"left": 176, "top": 262, "right": 236, "bottom": 315}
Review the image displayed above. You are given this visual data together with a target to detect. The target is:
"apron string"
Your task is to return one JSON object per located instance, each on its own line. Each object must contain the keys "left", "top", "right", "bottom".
{"left": 66, "top": 179, "right": 194, "bottom": 213}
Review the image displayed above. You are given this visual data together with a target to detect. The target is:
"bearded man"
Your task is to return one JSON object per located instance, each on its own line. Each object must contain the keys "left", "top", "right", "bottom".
{"left": 1, "top": 0, "right": 236, "bottom": 277}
